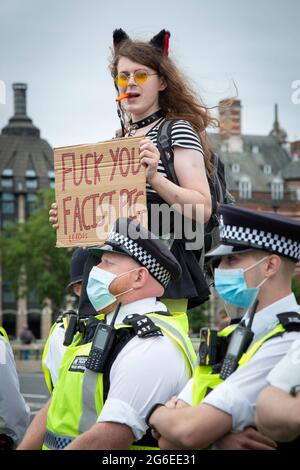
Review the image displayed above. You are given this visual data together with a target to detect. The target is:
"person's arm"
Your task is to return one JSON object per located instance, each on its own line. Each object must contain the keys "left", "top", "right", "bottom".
{"left": 156, "top": 398, "right": 277, "bottom": 451}
{"left": 150, "top": 402, "right": 232, "bottom": 449}
{"left": 139, "top": 140, "right": 212, "bottom": 222}
{"left": 17, "top": 399, "right": 51, "bottom": 450}
{"left": 256, "top": 386, "right": 300, "bottom": 442}
{"left": 155, "top": 397, "right": 190, "bottom": 450}
{"left": 151, "top": 333, "right": 300, "bottom": 449}
{"left": 64, "top": 422, "right": 134, "bottom": 450}
{"left": 0, "top": 339, "right": 30, "bottom": 447}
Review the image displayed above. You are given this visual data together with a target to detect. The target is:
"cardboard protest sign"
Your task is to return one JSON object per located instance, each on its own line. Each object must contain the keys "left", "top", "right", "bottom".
{"left": 54, "top": 136, "right": 148, "bottom": 247}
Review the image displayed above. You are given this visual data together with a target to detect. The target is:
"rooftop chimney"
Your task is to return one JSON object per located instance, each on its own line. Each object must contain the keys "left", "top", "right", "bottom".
{"left": 269, "top": 103, "right": 287, "bottom": 144}
{"left": 13, "top": 83, "right": 27, "bottom": 117}
{"left": 219, "top": 99, "right": 241, "bottom": 136}
{"left": 1, "top": 83, "right": 40, "bottom": 137}
{"left": 291, "top": 140, "right": 300, "bottom": 160}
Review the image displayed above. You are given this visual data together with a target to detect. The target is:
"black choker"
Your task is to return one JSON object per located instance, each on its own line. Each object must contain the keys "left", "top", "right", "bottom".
{"left": 129, "top": 110, "right": 165, "bottom": 131}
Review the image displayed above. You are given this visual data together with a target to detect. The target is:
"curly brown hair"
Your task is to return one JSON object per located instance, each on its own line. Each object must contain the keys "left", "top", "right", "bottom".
{"left": 110, "top": 40, "right": 219, "bottom": 177}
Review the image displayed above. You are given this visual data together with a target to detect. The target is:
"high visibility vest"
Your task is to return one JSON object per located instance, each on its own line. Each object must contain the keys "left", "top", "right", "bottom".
{"left": 43, "top": 311, "right": 196, "bottom": 451}
{"left": 0, "top": 326, "right": 9, "bottom": 344}
{"left": 42, "top": 318, "right": 69, "bottom": 394}
{"left": 192, "top": 321, "right": 293, "bottom": 406}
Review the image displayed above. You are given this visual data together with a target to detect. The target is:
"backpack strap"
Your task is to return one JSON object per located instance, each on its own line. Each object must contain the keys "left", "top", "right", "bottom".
{"left": 156, "top": 120, "right": 179, "bottom": 185}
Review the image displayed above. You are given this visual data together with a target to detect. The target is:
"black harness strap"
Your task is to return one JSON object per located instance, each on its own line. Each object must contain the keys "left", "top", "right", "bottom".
{"left": 101, "top": 312, "right": 170, "bottom": 448}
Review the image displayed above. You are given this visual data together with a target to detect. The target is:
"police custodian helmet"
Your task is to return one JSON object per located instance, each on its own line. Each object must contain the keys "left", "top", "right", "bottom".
{"left": 206, "top": 204, "right": 300, "bottom": 262}
{"left": 67, "top": 247, "right": 90, "bottom": 289}
{"left": 88, "top": 217, "right": 182, "bottom": 289}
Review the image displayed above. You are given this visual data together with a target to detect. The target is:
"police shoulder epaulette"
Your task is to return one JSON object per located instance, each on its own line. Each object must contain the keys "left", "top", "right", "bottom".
{"left": 123, "top": 314, "right": 163, "bottom": 338}
{"left": 277, "top": 311, "right": 300, "bottom": 332}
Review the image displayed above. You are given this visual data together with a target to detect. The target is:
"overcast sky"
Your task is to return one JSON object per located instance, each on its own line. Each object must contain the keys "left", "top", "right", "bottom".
{"left": 0, "top": 0, "right": 299, "bottom": 147}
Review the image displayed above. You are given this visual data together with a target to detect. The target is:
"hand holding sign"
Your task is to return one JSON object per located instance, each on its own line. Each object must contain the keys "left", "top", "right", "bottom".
{"left": 139, "top": 138, "right": 161, "bottom": 182}
{"left": 54, "top": 137, "right": 148, "bottom": 247}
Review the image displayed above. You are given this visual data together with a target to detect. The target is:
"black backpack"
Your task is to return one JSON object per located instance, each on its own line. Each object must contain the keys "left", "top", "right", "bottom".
{"left": 156, "top": 120, "right": 235, "bottom": 264}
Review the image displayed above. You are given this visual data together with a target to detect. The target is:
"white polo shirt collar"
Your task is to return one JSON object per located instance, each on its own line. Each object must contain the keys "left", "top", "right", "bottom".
{"left": 105, "top": 297, "right": 168, "bottom": 326}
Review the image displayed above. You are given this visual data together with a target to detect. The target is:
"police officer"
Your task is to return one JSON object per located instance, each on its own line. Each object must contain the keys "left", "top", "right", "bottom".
{"left": 256, "top": 338, "right": 300, "bottom": 443}
{"left": 148, "top": 204, "right": 300, "bottom": 449}
{"left": 18, "top": 217, "right": 196, "bottom": 450}
{"left": 0, "top": 326, "right": 30, "bottom": 449}
{"left": 42, "top": 247, "right": 91, "bottom": 393}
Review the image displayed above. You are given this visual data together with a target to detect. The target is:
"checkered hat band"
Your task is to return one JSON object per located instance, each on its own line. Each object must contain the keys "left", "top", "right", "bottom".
{"left": 108, "top": 231, "right": 171, "bottom": 287}
{"left": 44, "top": 430, "right": 73, "bottom": 449}
{"left": 221, "top": 224, "right": 300, "bottom": 260}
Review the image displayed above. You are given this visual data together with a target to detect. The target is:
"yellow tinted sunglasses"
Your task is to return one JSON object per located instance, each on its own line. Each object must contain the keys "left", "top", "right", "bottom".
{"left": 115, "top": 69, "right": 157, "bottom": 87}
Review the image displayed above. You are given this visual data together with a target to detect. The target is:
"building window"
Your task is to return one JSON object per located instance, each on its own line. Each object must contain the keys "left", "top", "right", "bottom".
{"left": 271, "top": 179, "right": 284, "bottom": 200}
{"left": 263, "top": 164, "right": 272, "bottom": 175}
{"left": 28, "top": 290, "right": 39, "bottom": 308}
{"left": 239, "top": 178, "right": 252, "bottom": 199}
{"left": 26, "top": 169, "right": 38, "bottom": 189}
{"left": 1, "top": 169, "right": 14, "bottom": 188}
{"left": 231, "top": 163, "right": 240, "bottom": 173}
{"left": 26, "top": 193, "right": 38, "bottom": 216}
{"left": 252, "top": 145, "right": 259, "bottom": 154}
{"left": 291, "top": 189, "right": 300, "bottom": 201}
{"left": 2, "top": 281, "right": 16, "bottom": 305}
{"left": 1, "top": 192, "right": 15, "bottom": 215}
{"left": 48, "top": 170, "right": 55, "bottom": 189}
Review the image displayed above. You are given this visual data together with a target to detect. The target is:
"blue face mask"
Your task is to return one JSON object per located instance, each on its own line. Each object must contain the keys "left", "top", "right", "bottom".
{"left": 214, "top": 257, "right": 268, "bottom": 308}
{"left": 86, "top": 266, "right": 139, "bottom": 313}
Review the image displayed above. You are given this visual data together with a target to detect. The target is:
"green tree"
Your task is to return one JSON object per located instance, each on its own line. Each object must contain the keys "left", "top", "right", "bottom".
{"left": 187, "top": 301, "right": 210, "bottom": 334}
{"left": 1, "top": 190, "right": 71, "bottom": 310}
{"left": 292, "top": 277, "right": 300, "bottom": 304}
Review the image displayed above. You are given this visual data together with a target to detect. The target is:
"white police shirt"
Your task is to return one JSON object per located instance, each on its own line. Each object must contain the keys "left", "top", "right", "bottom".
{"left": 267, "top": 338, "right": 300, "bottom": 393}
{"left": 97, "top": 297, "right": 191, "bottom": 440}
{"left": 43, "top": 322, "right": 67, "bottom": 387}
{"left": 0, "top": 336, "right": 30, "bottom": 446}
{"left": 178, "top": 293, "right": 300, "bottom": 432}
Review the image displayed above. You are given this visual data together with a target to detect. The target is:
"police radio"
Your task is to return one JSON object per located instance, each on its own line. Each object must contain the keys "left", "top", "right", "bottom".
{"left": 63, "top": 311, "right": 78, "bottom": 346}
{"left": 199, "top": 328, "right": 218, "bottom": 366}
{"left": 85, "top": 303, "right": 121, "bottom": 373}
{"left": 220, "top": 300, "right": 259, "bottom": 380}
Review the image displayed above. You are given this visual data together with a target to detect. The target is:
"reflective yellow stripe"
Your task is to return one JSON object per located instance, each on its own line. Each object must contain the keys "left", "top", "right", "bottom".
{"left": 78, "top": 368, "right": 99, "bottom": 433}
{"left": 0, "top": 326, "right": 9, "bottom": 343}
{"left": 149, "top": 316, "right": 196, "bottom": 371}
{"left": 239, "top": 324, "right": 285, "bottom": 366}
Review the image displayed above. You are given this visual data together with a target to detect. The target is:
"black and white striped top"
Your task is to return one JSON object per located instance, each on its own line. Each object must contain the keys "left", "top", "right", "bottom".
{"left": 145, "top": 119, "right": 204, "bottom": 195}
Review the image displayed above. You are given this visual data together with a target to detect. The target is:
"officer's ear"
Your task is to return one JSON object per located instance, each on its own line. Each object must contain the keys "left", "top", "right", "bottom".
{"left": 132, "top": 267, "right": 149, "bottom": 288}
{"left": 264, "top": 254, "right": 281, "bottom": 278}
{"left": 73, "top": 283, "right": 82, "bottom": 298}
